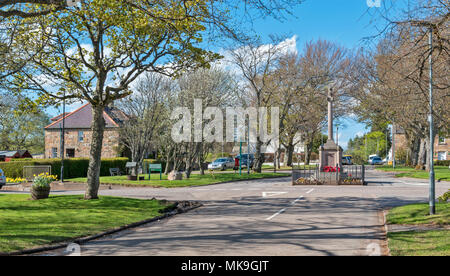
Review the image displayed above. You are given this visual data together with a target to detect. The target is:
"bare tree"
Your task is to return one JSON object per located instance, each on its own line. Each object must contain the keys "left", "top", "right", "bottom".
{"left": 229, "top": 36, "right": 291, "bottom": 172}
{"left": 118, "top": 72, "right": 173, "bottom": 175}
{"left": 175, "top": 67, "right": 238, "bottom": 178}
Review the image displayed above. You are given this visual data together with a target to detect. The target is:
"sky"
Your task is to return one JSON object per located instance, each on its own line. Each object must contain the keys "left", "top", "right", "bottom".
{"left": 49, "top": 0, "right": 389, "bottom": 150}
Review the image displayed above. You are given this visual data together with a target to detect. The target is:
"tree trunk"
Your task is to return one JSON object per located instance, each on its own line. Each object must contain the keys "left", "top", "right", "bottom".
{"left": 164, "top": 150, "right": 171, "bottom": 174}
{"left": 273, "top": 150, "right": 277, "bottom": 172}
{"left": 276, "top": 147, "right": 281, "bottom": 169}
{"left": 418, "top": 138, "right": 427, "bottom": 168}
{"left": 287, "top": 143, "right": 294, "bottom": 167}
{"left": 410, "top": 137, "right": 421, "bottom": 166}
{"left": 85, "top": 104, "right": 105, "bottom": 200}
{"left": 254, "top": 139, "right": 263, "bottom": 173}
{"left": 305, "top": 140, "right": 313, "bottom": 165}
{"left": 283, "top": 147, "right": 289, "bottom": 167}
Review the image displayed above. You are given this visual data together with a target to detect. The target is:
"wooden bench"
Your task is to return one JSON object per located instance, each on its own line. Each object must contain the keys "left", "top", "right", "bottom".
{"left": 109, "top": 168, "right": 122, "bottom": 176}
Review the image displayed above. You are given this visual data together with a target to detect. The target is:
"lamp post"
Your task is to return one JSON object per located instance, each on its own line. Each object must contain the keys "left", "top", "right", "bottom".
{"left": 428, "top": 27, "right": 435, "bottom": 215}
{"left": 60, "top": 90, "right": 65, "bottom": 183}
{"left": 247, "top": 119, "right": 250, "bottom": 175}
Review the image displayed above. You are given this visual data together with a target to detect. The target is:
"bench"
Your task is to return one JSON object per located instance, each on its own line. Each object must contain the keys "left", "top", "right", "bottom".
{"left": 109, "top": 168, "right": 122, "bottom": 176}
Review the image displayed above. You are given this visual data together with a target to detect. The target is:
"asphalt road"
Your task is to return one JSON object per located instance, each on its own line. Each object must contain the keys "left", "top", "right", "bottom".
{"left": 6, "top": 169, "right": 450, "bottom": 256}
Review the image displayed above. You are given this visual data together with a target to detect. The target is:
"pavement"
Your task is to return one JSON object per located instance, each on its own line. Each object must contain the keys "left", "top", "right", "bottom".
{"left": 2, "top": 168, "right": 449, "bottom": 256}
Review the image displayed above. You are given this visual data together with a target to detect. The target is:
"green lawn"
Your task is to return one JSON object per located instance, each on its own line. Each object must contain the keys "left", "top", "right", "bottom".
{"left": 386, "top": 203, "right": 450, "bottom": 256}
{"left": 0, "top": 194, "right": 173, "bottom": 253}
{"left": 387, "top": 202, "right": 449, "bottom": 225}
{"left": 376, "top": 166, "right": 450, "bottom": 181}
{"left": 261, "top": 165, "right": 293, "bottom": 171}
{"left": 67, "top": 172, "right": 288, "bottom": 188}
{"left": 388, "top": 230, "right": 450, "bottom": 256}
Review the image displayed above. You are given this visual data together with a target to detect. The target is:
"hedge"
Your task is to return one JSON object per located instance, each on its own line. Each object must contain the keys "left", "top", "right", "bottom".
{"left": 435, "top": 160, "right": 450, "bottom": 166}
{"left": 0, "top": 158, "right": 129, "bottom": 179}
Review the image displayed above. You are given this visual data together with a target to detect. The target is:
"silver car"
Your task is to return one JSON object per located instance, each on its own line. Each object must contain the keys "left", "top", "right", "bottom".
{"left": 369, "top": 156, "right": 383, "bottom": 165}
{"left": 0, "top": 169, "right": 6, "bottom": 189}
{"left": 208, "top": 158, "right": 235, "bottom": 171}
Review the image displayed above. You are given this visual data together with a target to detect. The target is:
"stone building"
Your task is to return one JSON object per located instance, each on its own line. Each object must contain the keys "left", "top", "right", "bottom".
{"left": 393, "top": 125, "right": 450, "bottom": 161}
{"left": 44, "top": 103, "right": 127, "bottom": 159}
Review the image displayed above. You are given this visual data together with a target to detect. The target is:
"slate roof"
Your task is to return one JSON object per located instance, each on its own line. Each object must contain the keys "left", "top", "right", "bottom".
{"left": 0, "top": 150, "right": 30, "bottom": 157}
{"left": 45, "top": 103, "right": 128, "bottom": 130}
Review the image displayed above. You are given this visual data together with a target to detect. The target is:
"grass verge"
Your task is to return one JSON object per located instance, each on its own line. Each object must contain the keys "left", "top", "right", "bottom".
{"left": 67, "top": 172, "right": 289, "bottom": 188}
{"left": 386, "top": 202, "right": 449, "bottom": 256}
{"left": 386, "top": 202, "right": 449, "bottom": 225}
{"left": 0, "top": 194, "right": 172, "bottom": 253}
{"left": 388, "top": 230, "right": 450, "bottom": 256}
{"left": 376, "top": 166, "right": 450, "bottom": 181}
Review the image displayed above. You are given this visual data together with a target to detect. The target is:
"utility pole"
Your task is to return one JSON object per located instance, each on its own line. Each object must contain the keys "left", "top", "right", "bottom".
{"left": 392, "top": 124, "right": 396, "bottom": 169}
{"left": 247, "top": 119, "right": 250, "bottom": 175}
{"left": 428, "top": 27, "right": 435, "bottom": 215}
{"left": 60, "top": 90, "right": 66, "bottom": 183}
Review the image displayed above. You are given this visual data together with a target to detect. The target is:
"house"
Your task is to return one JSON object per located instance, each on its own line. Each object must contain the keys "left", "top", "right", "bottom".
{"left": 44, "top": 103, "right": 128, "bottom": 159}
{"left": 0, "top": 150, "right": 33, "bottom": 162}
{"left": 393, "top": 125, "right": 450, "bottom": 161}
{"left": 436, "top": 134, "right": 450, "bottom": 161}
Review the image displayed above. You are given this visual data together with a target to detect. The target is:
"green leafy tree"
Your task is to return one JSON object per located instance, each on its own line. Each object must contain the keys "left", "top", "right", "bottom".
{"left": 8, "top": 1, "right": 220, "bottom": 199}
{"left": 0, "top": 93, "right": 49, "bottom": 153}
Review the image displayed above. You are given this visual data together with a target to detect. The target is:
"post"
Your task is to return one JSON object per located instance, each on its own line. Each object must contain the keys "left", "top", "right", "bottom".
{"left": 247, "top": 119, "right": 250, "bottom": 175}
{"left": 392, "top": 124, "right": 396, "bottom": 169}
{"left": 60, "top": 90, "right": 65, "bottom": 183}
{"left": 428, "top": 27, "right": 435, "bottom": 215}
{"left": 239, "top": 141, "right": 242, "bottom": 175}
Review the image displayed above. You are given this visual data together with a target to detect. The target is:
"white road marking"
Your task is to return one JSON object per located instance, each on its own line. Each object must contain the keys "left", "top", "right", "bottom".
{"left": 262, "top": 191, "right": 288, "bottom": 198}
{"left": 399, "top": 180, "right": 427, "bottom": 186}
{"left": 290, "top": 195, "right": 304, "bottom": 205}
{"left": 266, "top": 194, "right": 305, "bottom": 220}
{"left": 306, "top": 188, "right": 314, "bottom": 194}
{"left": 266, "top": 208, "right": 287, "bottom": 220}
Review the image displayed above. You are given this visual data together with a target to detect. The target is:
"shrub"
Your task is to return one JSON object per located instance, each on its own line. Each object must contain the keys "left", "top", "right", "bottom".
{"left": 0, "top": 158, "right": 129, "bottom": 179}
{"left": 438, "top": 190, "right": 450, "bottom": 203}
{"left": 435, "top": 160, "right": 450, "bottom": 166}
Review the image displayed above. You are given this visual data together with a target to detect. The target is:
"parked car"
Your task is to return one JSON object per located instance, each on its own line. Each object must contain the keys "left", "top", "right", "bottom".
{"left": 342, "top": 156, "right": 353, "bottom": 165}
{"left": 208, "top": 158, "right": 235, "bottom": 170}
{"left": 369, "top": 156, "right": 383, "bottom": 165}
{"left": 0, "top": 169, "right": 6, "bottom": 189}
{"left": 235, "top": 154, "right": 254, "bottom": 168}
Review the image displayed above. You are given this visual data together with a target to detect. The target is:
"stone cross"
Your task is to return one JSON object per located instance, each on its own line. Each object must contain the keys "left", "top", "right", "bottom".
{"left": 327, "top": 87, "right": 334, "bottom": 142}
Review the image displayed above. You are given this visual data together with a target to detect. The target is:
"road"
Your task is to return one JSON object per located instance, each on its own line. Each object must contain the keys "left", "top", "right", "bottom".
{"left": 7, "top": 169, "right": 450, "bottom": 256}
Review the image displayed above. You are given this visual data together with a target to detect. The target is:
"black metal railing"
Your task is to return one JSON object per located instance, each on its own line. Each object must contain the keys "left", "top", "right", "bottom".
{"left": 292, "top": 164, "right": 366, "bottom": 185}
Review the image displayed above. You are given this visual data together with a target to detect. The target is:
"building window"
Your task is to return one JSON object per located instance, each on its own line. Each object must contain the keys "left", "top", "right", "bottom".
{"left": 438, "top": 136, "right": 445, "bottom": 144}
{"left": 52, "top": 147, "right": 58, "bottom": 158}
{"left": 78, "top": 131, "right": 84, "bottom": 142}
{"left": 437, "top": 152, "right": 447, "bottom": 161}
{"left": 66, "top": 148, "right": 75, "bottom": 158}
